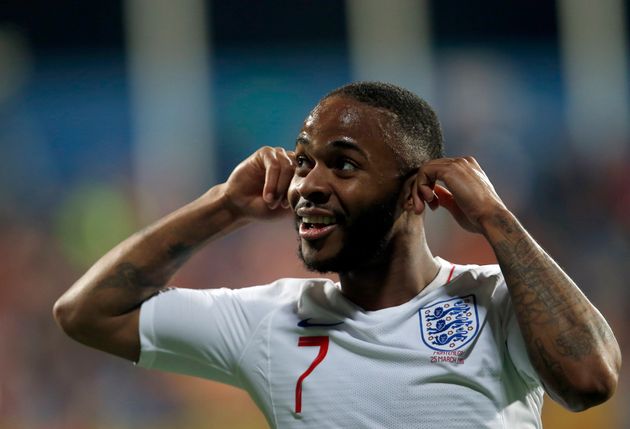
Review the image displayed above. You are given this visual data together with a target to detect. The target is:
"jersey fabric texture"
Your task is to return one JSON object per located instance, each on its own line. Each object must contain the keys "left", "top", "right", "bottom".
{"left": 137, "top": 257, "right": 544, "bottom": 428}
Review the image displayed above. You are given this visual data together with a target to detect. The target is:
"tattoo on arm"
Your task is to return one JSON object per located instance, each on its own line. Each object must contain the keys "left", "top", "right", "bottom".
{"left": 554, "top": 324, "right": 593, "bottom": 358}
{"left": 491, "top": 214, "right": 615, "bottom": 370}
{"left": 554, "top": 319, "right": 617, "bottom": 359}
{"left": 167, "top": 242, "right": 194, "bottom": 261}
{"left": 495, "top": 236, "right": 573, "bottom": 327}
{"left": 485, "top": 211, "right": 620, "bottom": 407}
{"left": 97, "top": 262, "right": 154, "bottom": 291}
{"left": 92, "top": 263, "right": 161, "bottom": 314}
{"left": 98, "top": 241, "right": 194, "bottom": 291}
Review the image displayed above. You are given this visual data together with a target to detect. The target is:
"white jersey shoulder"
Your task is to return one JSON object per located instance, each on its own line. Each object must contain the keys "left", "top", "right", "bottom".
{"left": 138, "top": 258, "right": 544, "bottom": 428}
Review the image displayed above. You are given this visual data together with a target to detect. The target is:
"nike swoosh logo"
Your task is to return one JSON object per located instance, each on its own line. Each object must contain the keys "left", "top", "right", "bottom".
{"left": 297, "top": 318, "right": 344, "bottom": 328}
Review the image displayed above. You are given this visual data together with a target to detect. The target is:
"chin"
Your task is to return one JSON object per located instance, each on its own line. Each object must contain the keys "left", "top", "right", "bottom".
{"left": 298, "top": 232, "right": 393, "bottom": 274}
{"left": 301, "top": 257, "right": 342, "bottom": 274}
{"left": 298, "top": 244, "right": 344, "bottom": 274}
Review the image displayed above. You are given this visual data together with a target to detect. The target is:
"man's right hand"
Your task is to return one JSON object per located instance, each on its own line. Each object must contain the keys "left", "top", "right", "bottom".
{"left": 54, "top": 146, "right": 296, "bottom": 362}
{"left": 222, "top": 146, "right": 296, "bottom": 220}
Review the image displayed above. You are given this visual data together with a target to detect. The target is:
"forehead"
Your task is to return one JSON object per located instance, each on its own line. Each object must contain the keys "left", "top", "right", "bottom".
{"left": 300, "top": 95, "right": 398, "bottom": 148}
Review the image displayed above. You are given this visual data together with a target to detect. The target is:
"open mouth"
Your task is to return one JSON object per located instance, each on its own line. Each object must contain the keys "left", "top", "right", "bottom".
{"left": 299, "top": 215, "right": 337, "bottom": 240}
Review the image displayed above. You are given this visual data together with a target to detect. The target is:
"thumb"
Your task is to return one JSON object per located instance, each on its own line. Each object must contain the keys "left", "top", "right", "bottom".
{"left": 434, "top": 185, "right": 478, "bottom": 233}
{"left": 434, "top": 185, "right": 458, "bottom": 215}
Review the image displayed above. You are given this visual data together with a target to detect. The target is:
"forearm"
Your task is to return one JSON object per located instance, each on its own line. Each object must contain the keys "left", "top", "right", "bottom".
{"left": 482, "top": 210, "right": 621, "bottom": 411}
{"left": 54, "top": 183, "right": 246, "bottom": 327}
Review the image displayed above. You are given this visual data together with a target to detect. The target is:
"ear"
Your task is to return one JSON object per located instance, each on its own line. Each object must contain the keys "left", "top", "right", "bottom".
{"left": 400, "top": 173, "right": 425, "bottom": 215}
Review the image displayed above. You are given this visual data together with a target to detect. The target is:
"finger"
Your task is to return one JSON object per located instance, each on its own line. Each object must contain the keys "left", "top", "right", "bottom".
{"left": 411, "top": 179, "right": 425, "bottom": 214}
{"left": 428, "top": 193, "right": 440, "bottom": 211}
{"left": 417, "top": 171, "right": 436, "bottom": 203}
{"left": 434, "top": 184, "right": 462, "bottom": 218}
{"left": 262, "top": 151, "right": 281, "bottom": 207}
{"left": 463, "top": 156, "right": 480, "bottom": 168}
{"left": 285, "top": 150, "right": 296, "bottom": 164}
{"left": 417, "top": 159, "right": 457, "bottom": 202}
{"left": 275, "top": 148, "right": 295, "bottom": 204}
{"left": 433, "top": 184, "right": 452, "bottom": 212}
{"left": 402, "top": 171, "right": 437, "bottom": 214}
{"left": 434, "top": 183, "right": 453, "bottom": 200}
{"left": 399, "top": 172, "right": 421, "bottom": 213}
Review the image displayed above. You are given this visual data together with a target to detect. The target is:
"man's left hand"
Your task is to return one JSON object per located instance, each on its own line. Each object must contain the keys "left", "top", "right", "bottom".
{"left": 411, "top": 156, "right": 508, "bottom": 234}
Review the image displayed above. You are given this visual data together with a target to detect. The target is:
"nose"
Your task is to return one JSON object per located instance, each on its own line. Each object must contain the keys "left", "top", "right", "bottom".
{"left": 293, "top": 164, "right": 331, "bottom": 205}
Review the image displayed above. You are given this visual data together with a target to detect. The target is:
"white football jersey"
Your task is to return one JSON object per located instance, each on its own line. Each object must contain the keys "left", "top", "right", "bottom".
{"left": 138, "top": 257, "right": 544, "bottom": 428}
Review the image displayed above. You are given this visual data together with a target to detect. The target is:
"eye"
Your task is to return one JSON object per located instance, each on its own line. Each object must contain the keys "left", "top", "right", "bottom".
{"left": 335, "top": 158, "right": 358, "bottom": 173}
{"left": 295, "top": 154, "right": 313, "bottom": 169}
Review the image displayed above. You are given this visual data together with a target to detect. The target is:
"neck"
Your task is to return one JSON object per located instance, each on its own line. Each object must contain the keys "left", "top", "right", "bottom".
{"left": 337, "top": 229, "right": 439, "bottom": 311}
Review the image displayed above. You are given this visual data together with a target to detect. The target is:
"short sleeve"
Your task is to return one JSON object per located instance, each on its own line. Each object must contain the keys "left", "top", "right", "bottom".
{"left": 137, "top": 287, "right": 255, "bottom": 387}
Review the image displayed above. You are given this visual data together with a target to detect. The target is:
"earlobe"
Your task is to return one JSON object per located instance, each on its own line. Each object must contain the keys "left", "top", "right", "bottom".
{"left": 400, "top": 173, "right": 425, "bottom": 215}
{"left": 402, "top": 198, "right": 414, "bottom": 211}
{"left": 412, "top": 194, "right": 425, "bottom": 215}
{"left": 401, "top": 193, "right": 424, "bottom": 216}
{"left": 398, "top": 197, "right": 423, "bottom": 221}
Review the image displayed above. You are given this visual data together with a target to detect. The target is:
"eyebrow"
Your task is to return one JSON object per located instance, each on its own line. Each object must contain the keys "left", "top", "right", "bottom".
{"left": 295, "top": 137, "right": 368, "bottom": 160}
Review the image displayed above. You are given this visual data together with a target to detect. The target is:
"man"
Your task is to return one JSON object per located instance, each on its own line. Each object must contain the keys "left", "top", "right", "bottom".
{"left": 54, "top": 82, "right": 620, "bottom": 428}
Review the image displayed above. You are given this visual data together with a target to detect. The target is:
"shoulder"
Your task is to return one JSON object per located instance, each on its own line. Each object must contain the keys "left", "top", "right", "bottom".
{"left": 446, "top": 259, "right": 503, "bottom": 286}
{"left": 146, "top": 277, "right": 334, "bottom": 310}
{"left": 435, "top": 259, "right": 508, "bottom": 308}
{"left": 142, "top": 278, "right": 337, "bottom": 336}
{"left": 228, "top": 277, "right": 336, "bottom": 305}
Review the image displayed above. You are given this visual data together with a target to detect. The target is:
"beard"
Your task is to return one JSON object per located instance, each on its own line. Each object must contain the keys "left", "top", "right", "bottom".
{"left": 296, "top": 191, "right": 401, "bottom": 274}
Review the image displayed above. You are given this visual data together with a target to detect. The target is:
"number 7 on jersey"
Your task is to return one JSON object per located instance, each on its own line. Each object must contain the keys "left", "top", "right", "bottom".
{"left": 295, "top": 336, "right": 329, "bottom": 413}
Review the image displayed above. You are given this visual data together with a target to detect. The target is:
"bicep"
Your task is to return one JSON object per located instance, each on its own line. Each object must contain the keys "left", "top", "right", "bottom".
{"left": 78, "top": 309, "right": 141, "bottom": 362}
{"left": 54, "top": 291, "right": 142, "bottom": 362}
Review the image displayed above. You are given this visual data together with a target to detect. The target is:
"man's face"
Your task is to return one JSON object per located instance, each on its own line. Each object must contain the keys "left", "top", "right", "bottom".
{"left": 288, "top": 95, "right": 405, "bottom": 273}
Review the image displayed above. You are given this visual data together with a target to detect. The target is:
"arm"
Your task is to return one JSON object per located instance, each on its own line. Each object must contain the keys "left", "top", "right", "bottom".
{"left": 413, "top": 156, "right": 621, "bottom": 411}
{"left": 53, "top": 147, "right": 295, "bottom": 362}
{"left": 484, "top": 209, "right": 620, "bottom": 410}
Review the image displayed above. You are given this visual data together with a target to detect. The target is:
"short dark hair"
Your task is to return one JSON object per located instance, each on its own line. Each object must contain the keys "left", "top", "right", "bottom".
{"left": 324, "top": 81, "right": 444, "bottom": 172}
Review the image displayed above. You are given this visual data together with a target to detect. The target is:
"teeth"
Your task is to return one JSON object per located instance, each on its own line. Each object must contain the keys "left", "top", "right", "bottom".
{"left": 302, "top": 216, "right": 335, "bottom": 225}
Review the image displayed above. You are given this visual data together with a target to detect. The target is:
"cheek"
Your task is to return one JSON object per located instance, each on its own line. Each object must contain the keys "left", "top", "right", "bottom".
{"left": 332, "top": 186, "right": 370, "bottom": 216}
{"left": 288, "top": 176, "right": 300, "bottom": 208}
{"left": 337, "top": 185, "right": 399, "bottom": 217}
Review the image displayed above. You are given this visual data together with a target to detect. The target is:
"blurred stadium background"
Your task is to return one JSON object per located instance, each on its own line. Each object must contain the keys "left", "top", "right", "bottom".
{"left": 1, "top": 0, "right": 629, "bottom": 428}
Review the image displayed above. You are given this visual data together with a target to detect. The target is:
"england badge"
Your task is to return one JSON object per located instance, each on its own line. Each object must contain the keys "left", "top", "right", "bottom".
{"left": 419, "top": 295, "right": 479, "bottom": 351}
